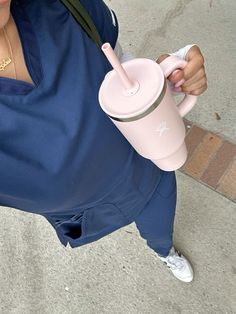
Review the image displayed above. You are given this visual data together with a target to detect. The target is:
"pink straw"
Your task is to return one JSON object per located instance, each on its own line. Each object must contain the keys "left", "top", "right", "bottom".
{"left": 102, "top": 43, "right": 135, "bottom": 91}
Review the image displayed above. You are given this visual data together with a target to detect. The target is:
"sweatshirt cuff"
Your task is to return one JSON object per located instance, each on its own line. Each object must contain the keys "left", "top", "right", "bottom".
{"left": 169, "top": 44, "right": 197, "bottom": 60}
{"left": 114, "top": 42, "right": 197, "bottom": 62}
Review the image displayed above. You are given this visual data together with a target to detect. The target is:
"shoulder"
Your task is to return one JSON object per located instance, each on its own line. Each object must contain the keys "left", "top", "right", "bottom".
{"left": 21, "top": 0, "right": 119, "bottom": 47}
{"left": 80, "top": 0, "right": 119, "bottom": 47}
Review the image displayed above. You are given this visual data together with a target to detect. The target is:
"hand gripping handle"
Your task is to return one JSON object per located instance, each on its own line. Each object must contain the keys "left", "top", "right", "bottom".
{"left": 159, "top": 55, "right": 197, "bottom": 117}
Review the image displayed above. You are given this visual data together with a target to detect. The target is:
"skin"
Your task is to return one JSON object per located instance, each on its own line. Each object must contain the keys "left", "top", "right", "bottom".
{"left": 0, "top": 0, "right": 11, "bottom": 29}
{"left": 157, "top": 48, "right": 207, "bottom": 96}
{"left": 0, "top": 0, "right": 207, "bottom": 95}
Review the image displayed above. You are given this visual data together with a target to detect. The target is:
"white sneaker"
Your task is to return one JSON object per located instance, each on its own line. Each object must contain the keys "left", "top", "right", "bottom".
{"left": 157, "top": 247, "right": 194, "bottom": 283}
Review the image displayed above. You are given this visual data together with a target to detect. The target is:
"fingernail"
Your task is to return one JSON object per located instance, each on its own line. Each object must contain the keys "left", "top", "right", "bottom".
{"left": 175, "top": 79, "right": 185, "bottom": 88}
{"left": 173, "top": 87, "right": 182, "bottom": 92}
{"left": 172, "top": 70, "right": 181, "bottom": 76}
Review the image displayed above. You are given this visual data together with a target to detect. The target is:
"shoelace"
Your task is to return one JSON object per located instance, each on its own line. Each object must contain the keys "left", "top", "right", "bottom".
{"left": 166, "top": 255, "right": 185, "bottom": 270}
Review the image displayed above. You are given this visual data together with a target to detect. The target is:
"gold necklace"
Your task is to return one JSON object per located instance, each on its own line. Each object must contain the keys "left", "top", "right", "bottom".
{"left": 0, "top": 25, "right": 17, "bottom": 79}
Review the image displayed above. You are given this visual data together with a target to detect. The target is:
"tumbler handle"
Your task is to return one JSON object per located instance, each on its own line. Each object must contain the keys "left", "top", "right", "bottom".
{"left": 159, "top": 55, "right": 197, "bottom": 117}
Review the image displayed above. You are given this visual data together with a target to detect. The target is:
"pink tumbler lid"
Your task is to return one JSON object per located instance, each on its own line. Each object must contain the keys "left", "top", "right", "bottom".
{"left": 99, "top": 59, "right": 165, "bottom": 120}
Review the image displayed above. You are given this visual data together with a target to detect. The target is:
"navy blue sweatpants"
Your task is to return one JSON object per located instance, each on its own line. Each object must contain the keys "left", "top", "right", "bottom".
{"left": 43, "top": 169, "right": 177, "bottom": 252}
{"left": 134, "top": 171, "right": 177, "bottom": 257}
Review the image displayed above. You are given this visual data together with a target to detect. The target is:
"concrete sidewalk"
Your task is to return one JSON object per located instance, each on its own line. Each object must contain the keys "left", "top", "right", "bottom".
{"left": 0, "top": 1, "right": 236, "bottom": 313}
{"left": 0, "top": 172, "right": 235, "bottom": 314}
{"left": 109, "top": 0, "right": 236, "bottom": 144}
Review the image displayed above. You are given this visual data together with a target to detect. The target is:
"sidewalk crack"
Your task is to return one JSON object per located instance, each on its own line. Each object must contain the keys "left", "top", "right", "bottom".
{"left": 138, "top": 0, "right": 194, "bottom": 54}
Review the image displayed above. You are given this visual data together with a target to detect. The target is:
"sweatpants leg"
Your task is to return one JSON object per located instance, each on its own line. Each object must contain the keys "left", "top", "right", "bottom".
{"left": 134, "top": 171, "right": 177, "bottom": 257}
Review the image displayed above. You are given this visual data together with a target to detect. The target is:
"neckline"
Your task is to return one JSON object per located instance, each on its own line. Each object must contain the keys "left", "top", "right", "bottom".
{"left": 0, "top": 0, "right": 43, "bottom": 96}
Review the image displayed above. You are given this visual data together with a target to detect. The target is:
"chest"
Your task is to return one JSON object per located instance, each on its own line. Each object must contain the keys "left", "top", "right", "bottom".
{"left": 0, "top": 14, "right": 34, "bottom": 85}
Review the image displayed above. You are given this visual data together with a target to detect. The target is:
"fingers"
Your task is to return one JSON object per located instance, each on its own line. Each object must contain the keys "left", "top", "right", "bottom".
{"left": 168, "top": 69, "right": 184, "bottom": 84}
{"left": 181, "top": 67, "right": 207, "bottom": 95}
{"left": 183, "top": 53, "right": 205, "bottom": 81}
{"left": 190, "top": 85, "right": 208, "bottom": 96}
{"left": 156, "top": 45, "right": 208, "bottom": 96}
{"left": 179, "top": 46, "right": 207, "bottom": 96}
{"left": 183, "top": 77, "right": 208, "bottom": 95}
{"left": 182, "top": 68, "right": 205, "bottom": 87}
{"left": 157, "top": 54, "right": 185, "bottom": 84}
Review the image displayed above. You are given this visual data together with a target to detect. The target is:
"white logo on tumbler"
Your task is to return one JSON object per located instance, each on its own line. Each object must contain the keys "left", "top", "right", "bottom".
{"left": 156, "top": 121, "right": 170, "bottom": 136}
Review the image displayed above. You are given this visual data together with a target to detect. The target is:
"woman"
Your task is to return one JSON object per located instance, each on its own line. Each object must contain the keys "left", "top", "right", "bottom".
{"left": 0, "top": 0, "right": 207, "bottom": 283}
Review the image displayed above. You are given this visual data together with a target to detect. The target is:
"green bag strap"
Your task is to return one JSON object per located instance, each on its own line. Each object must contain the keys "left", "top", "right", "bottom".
{"left": 60, "top": 0, "right": 103, "bottom": 48}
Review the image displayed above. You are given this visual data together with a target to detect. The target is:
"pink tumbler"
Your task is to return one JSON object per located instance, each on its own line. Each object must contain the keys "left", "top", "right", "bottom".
{"left": 99, "top": 43, "right": 197, "bottom": 171}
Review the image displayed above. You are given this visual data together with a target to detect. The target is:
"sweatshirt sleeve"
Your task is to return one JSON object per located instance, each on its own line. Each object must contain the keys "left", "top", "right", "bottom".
{"left": 169, "top": 44, "right": 197, "bottom": 60}
{"left": 114, "top": 42, "right": 197, "bottom": 62}
{"left": 114, "top": 41, "right": 135, "bottom": 62}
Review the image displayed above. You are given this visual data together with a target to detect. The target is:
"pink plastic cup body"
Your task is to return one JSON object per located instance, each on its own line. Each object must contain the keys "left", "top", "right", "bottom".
{"left": 99, "top": 55, "right": 197, "bottom": 171}
{"left": 112, "top": 84, "right": 187, "bottom": 170}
